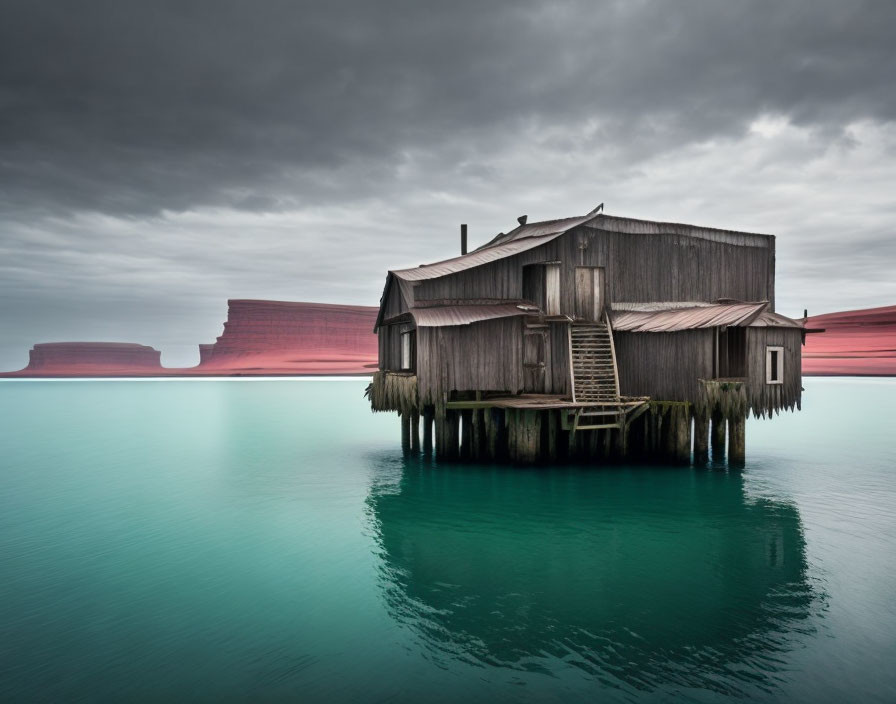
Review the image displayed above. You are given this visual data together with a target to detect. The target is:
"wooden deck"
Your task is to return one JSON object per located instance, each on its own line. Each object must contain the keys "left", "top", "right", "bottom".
{"left": 446, "top": 394, "right": 649, "bottom": 411}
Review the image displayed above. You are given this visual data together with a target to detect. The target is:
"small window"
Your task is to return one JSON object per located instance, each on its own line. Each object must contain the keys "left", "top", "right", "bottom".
{"left": 400, "top": 328, "right": 416, "bottom": 371}
{"left": 545, "top": 263, "right": 560, "bottom": 315}
{"left": 766, "top": 346, "right": 784, "bottom": 385}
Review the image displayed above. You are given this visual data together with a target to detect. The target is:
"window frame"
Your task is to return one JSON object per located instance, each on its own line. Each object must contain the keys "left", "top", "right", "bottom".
{"left": 766, "top": 345, "right": 784, "bottom": 385}
{"left": 399, "top": 327, "right": 416, "bottom": 372}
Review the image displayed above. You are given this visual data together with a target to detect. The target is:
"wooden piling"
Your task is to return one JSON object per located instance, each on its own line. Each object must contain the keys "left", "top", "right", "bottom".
{"left": 546, "top": 410, "right": 558, "bottom": 462}
{"left": 400, "top": 412, "right": 411, "bottom": 453}
{"left": 566, "top": 416, "right": 579, "bottom": 461}
{"left": 711, "top": 410, "right": 726, "bottom": 460}
{"left": 613, "top": 421, "right": 629, "bottom": 460}
{"left": 660, "top": 407, "right": 675, "bottom": 462}
{"left": 445, "top": 410, "right": 460, "bottom": 460}
{"left": 422, "top": 407, "right": 433, "bottom": 454}
{"left": 435, "top": 404, "right": 459, "bottom": 460}
{"left": 471, "top": 409, "right": 482, "bottom": 460}
{"left": 460, "top": 409, "right": 473, "bottom": 460}
{"left": 483, "top": 408, "right": 498, "bottom": 460}
{"left": 509, "top": 410, "right": 541, "bottom": 463}
{"left": 693, "top": 408, "right": 709, "bottom": 464}
{"left": 410, "top": 411, "right": 420, "bottom": 452}
{"left": 674, "top": 406, "right": 691, "bottom": 465}
{"left": 728, "top": 414, "right": 746, "bottom": 465}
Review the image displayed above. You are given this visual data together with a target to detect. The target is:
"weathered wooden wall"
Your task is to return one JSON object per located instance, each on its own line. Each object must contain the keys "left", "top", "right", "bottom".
{"left": 378, "top": 323, "right": 405, "bottom": 371}
{"left": 614, "top": 330, "right": 715, "bottom": 403}
{"left": 548, "top": 322, "right": 571, "bottom": 396}
{"left": 745, "top": 327, "right": 802, "bottom": 416}
{"left": 416, "top": 318, "right": 524, "bottom": 406}
{"left": 412, "top": 226, "right": 774, "bottom": 316}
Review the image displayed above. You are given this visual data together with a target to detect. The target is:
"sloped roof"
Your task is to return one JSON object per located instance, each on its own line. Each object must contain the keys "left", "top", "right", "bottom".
{"left": 475, "top": 213, "right": 601, "bottom": 251}
{"left": 478, "top": 212, "right": 772, "bottom": 251}
{"left": 748, "top": 310, "right": 806, "bottom": 329}
{"left": 390, "top": 232, "right": 564, "bottom": 282}
{"left": 610, "top": 302, "right": 769, "bottom": 332}
{"left": 610, "top": 302, "right": 805, "bottom": 332}
{"left": 389, "top": 210, "right": 773, "bottom": 285}
{"left": 410, "top": 303, "right": 539, "bottom": 327}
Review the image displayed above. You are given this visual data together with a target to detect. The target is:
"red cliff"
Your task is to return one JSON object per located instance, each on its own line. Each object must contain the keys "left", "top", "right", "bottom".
{"left": 195, "top": 300, "right": 378, "bottom": 375}
{"left": 4, "top": 342, "right": 164, "bottom": 376}
{"left": 803, "top": 304, "right": 896, "bottom": 376}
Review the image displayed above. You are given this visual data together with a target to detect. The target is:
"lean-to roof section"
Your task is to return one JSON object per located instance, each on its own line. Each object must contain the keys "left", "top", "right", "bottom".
{"left": 610, "top": 302, "right": 770, "bottom": 332}
{"left": 410, "top": 303, "right": 539, "bottom": 327}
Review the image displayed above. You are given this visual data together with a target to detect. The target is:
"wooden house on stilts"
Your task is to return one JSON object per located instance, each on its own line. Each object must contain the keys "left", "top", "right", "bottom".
{"left": 367, "top": 207, "right": 807, "bottom": 464}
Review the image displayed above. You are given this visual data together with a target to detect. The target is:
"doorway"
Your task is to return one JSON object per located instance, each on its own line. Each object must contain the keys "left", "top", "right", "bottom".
{"left": 574, "top": 266, "right": 605, "bottom": 321}
{"left": 715, "top": 327, "right": 746, "bottom": 378}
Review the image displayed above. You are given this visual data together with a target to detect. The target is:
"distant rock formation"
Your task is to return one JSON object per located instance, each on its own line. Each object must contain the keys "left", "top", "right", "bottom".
{"left": 0, "top": 300, "right": 379, "bottom": 378}
{"left": 195, "top": 299, "right": 378, "bottom": 374}
{"left": 4, "top": 300, "right": 892, "bottom": 379}
{"left": 3, "top": 342, "right": 164, "bottom": 377}
{"left": 803, "top": 304, "right": 896, "bottom": 376}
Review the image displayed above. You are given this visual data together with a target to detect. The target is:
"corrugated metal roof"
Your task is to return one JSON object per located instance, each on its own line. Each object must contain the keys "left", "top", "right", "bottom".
{"left": 748, "top": 310, "right": 805, "bottom": 329}
{"left": 391, "top": 232, "right": 564, "bottom": 282}
{"left": 389, "top": 211, "right": 773, "bottom": 286}
{"left": 410, "top": 303, "right": 539, "bottom": 327}
{"left": 610, "top": 302, "right": 769, "bottom": 332}
{"left": 474, "top": 213, "right": 599, "bottom": 251}
{"left": 612, "top": 301, "right": 716, "bottom": 312}
{"left": 478, "top": 212, "right": 773, "bottom": 251}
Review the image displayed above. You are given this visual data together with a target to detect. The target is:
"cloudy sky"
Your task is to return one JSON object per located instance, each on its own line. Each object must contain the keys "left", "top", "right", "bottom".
{"left": 1, "top": 0, "right": 894, "bottom": 368}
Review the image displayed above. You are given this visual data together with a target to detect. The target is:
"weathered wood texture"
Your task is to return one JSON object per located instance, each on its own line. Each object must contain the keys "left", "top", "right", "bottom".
{"left": 693, "top": 408, "right": 709, "bottom": 464}
{"left": 410, "top": 226, "right": 773, "bottom": 316}
{"left": 378, "top": 323, "right": 404, "bottom": 371}
{"left": 711, "top": 411, "right": 726, "bottom": 459}
{"left": 614, "top": 330, "right": 715, "bottom": 403}
{"left": 745, "top": 328, "right": 802, "bottom": 416}
{"left": 729, "top": 415, "right": 746, "bottom": 465}
{"left": 416, "top": 319, "right": 524, "bottom": 407}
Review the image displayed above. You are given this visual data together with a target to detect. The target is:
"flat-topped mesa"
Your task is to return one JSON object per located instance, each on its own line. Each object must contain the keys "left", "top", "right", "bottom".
{"left": 197, "top": 299, "right": 378, "bottom": 373}
{"left": 803, "top": 304, "right": 896, "bottom": 376}
{"left": 25, "top": 342, "right": 162, "bottom": 372}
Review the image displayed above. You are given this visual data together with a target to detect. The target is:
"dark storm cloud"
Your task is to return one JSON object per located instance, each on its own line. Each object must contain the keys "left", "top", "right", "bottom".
{"left": 1, "top": 0, "right": 894, "bottom": 217}
{"left": 1, "top": 0, "right": 895, "bottom": 369}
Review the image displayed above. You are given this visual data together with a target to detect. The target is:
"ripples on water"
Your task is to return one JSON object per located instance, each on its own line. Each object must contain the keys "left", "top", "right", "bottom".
{"left": 0, "top": 378, "right": 894, "bottom": 702}
{"left": 368, "top": 460, "right": 818, "bottom": 700}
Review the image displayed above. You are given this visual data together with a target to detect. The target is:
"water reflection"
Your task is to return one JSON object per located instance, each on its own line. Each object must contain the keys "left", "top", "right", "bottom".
{"left": 367, "top": 460, "right": 815, "bottom": 696}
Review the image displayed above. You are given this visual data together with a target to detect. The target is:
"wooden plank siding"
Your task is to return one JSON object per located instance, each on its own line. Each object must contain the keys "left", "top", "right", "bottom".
{"left": 416, "top": 318, "right": 525, "bottom": 407}
{"left": 378, "top": 323, "right": 405, "bottom": 371}
{"left": 614, "top": 330, "right": 715, "bottom": 402}
{"left": 745, "top": 327, "right": 802, "bottom": 416}
{"left": 411, "top": 226, "right": 774, "bottom": 316}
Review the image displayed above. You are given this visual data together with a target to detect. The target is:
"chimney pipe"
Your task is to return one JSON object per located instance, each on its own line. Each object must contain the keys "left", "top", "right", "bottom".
{"left": 461, "top": 223, "right": 468, "bottom": 255}
{"left": 517, "top": 215, "right": 528, "bottom": 226}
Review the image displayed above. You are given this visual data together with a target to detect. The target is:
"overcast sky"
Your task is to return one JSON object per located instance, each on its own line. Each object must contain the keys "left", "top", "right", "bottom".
{"left": 1, "top": 0, "right": 894, "bottom": 368}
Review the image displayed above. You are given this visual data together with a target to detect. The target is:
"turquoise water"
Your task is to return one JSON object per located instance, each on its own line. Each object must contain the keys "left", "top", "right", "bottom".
{"left": 1, "top": 378, "right": 894, "bottom": 702}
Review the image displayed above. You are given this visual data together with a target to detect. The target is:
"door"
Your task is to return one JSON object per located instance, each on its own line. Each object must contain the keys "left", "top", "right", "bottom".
{"left": 523, "top": 329, "right": 546, "bottom": 392}
{"left": 574, "top": 267, "right": 605, "bottom": 321}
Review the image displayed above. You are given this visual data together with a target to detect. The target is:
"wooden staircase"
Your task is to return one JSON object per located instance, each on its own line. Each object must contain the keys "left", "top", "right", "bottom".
{"left": 568, "top": 315, "right": 624, "bottom": 431}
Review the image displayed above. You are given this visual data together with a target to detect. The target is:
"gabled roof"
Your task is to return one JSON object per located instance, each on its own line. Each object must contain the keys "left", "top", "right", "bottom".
{"left": 389, "top": 209, "right": 773, "bottom": 284}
